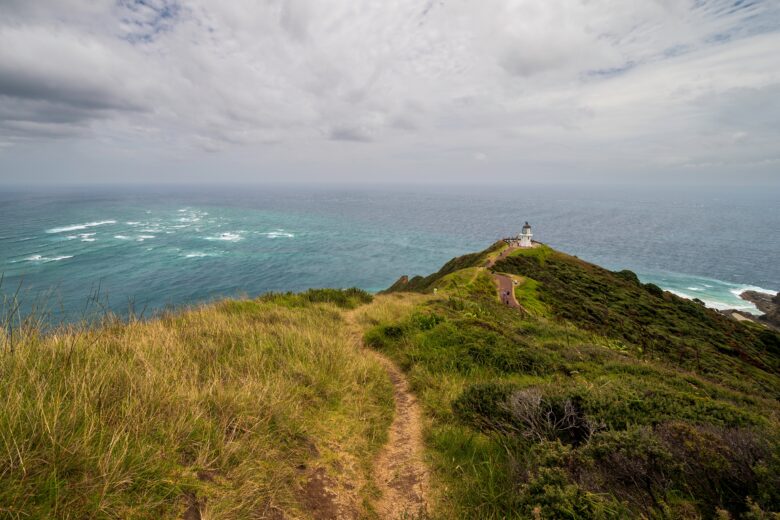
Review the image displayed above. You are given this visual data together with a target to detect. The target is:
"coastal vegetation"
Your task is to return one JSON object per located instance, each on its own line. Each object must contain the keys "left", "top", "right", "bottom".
{"left": 2, "top": 243, "right": 779, "bottom": 519}
{"left": 382, "top": 243, "right": 780, "bottom": 518}
{"left": 0, "top": 289, "right": 393, "bottom": 518}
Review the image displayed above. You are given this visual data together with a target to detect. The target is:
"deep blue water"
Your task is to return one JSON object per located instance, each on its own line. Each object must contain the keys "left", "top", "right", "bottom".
{"left": 1, "top": 184, "right": 778, "bottom": 323}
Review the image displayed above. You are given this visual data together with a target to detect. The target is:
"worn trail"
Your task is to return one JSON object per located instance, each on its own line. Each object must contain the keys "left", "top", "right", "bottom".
{"left": 344, "top": 310, "right": 429, "bottom": 519}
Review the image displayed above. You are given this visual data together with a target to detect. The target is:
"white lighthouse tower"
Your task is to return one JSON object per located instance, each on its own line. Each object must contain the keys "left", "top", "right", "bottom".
{"left": 519, "top": 222, "right": 533, "bottom": 248}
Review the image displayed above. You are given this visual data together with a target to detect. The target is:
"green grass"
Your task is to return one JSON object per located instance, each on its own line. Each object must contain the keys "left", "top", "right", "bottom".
{"left": 5, "top": 243, "right": 780, "bottom": 519}
{"left": 369, "top": 245, "right": 780, "bottom": 519}
{"left": 0, "top": 289, "right": 393, "bottom": 519}
{"left": 385, "top": 241, "right": 505, "bottom": 293}
{"left": 494, "top": 248, "right": 780, "bottom": 390}
{"left": 513, "top": 277, "right": 550, "bottom": 317}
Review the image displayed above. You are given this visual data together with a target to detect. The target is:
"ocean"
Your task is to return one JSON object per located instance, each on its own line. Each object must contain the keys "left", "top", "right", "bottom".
{"left": 1, "top": 184, "right": 777, "bottom": 324}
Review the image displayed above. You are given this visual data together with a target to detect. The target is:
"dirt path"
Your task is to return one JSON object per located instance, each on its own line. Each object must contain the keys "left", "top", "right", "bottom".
{"left": 486, "top": 245, "right": 526, "bottom": 311}
{"left": 485, "top": 244, "right": 517, "bottom": 268}
{"left": 343, "top": 310, "right": 429, "bottom": 519}
{"left": 494, "top": 273, "right": 522, "bottom": 309}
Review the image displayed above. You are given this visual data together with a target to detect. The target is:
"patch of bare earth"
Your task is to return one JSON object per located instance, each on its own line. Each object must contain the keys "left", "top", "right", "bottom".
{"left": 295, "top": 435, "right": 361, "bottom": 519}
{"left": 300, "top": 467, "right": 347, "bottom": 520}
{"left": 344, "top": 309, "right": 429, "bottom": 520}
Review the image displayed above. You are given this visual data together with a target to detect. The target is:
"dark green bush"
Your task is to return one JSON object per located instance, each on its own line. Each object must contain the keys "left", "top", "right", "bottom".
{"left": 578, "top": 423, "right": 776, "bottom": 517}
{"left": 615, "top": 270, "right": 640, "bottom": 285}
{"left": 452, "top": 382, "right": 517, "bottom": 433}
{"left": 411, "top": 312, "right": 444, "bottom": 330}
{"left": 363, "top": 324, "right": 404, "bottom": 349}
{"left": 454, "top": 384, "right": 596, "bottom": 446}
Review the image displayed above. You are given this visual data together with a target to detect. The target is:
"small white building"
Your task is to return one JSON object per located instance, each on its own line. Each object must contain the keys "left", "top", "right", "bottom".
{"left": 519, "top": 221, "right": 533, "bottom": 248}
{"left": 504, "top": 221, "right": 535, "bottom": 248}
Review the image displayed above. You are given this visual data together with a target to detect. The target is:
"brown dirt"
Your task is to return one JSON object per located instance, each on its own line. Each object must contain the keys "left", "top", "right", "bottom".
{"left": 182, "top": 491, "right": 203, "bottom": 520}
{"left": 300, "top": 467, "right": 344, "bottom": 520}
{"left": 295, "top": 446, "right": 360, "bottom": 520}
{"left": 493, "top": 273, "right": 523, "bottom": 310}
{"left": 485, "top": 244, "right": 517, "bottom": 268}
{"left": 344, "top": 310, "right": 429, "bottom": 519}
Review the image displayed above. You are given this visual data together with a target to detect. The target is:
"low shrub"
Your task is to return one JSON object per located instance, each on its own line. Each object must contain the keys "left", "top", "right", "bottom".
{"left": 452, "top": 382, "right": 517, "bottom": 433}
{"left": 261, "top": 287, "right": 373, "bottom": 309}
{"left": 454, "top": 384, "right": 599, "bottom": 446}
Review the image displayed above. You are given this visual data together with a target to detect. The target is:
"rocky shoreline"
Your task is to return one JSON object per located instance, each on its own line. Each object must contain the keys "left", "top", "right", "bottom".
{"left": 722, "top": 290, "right": 780, "bottom": 331}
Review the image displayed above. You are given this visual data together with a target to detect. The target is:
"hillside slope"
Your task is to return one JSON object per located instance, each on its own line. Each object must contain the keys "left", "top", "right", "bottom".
{"left": 1, "top": 289, "right": 397, "bottom": 519}
{"left": 2, "top": 242, "right": 779, "bottom": 519}
{"left": 381, "top": 242, "right": 780, "bottom": 518}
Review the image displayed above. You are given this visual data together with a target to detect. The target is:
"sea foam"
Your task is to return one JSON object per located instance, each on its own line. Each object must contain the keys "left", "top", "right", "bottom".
{"left": 263, "top": 230, "right": 295, "bottom": 239}
{"left": 26, "top": 254, "right": 74, "bottom": 263}
{"left": 184, "top": 252, "right": 218, "bottom": 258}
{"left": 205, "top": 232, "right": 243, "bottom": 242}
{"left": 46, "top": 220, "right": 116, "bottom": 233}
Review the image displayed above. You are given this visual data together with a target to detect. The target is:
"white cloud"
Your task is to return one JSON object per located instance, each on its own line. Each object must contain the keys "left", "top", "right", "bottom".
{"left": 0, "top": 0, "right": 778, "bottom": 183}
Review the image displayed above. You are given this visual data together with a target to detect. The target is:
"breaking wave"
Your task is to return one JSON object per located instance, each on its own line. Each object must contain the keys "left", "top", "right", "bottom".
{"left": 46, "top": 220, "right": 116, "bottom": 233}
{"left": 184, "top": 251, "right": 220, "bottom": 258}
{"left": 262, "top": 230, "right": 294, "bottom": 239}
{"left": 204, "top": 232, "right": 243, "bottom": 242}
{"left": 25, "top": 254, "right": 74, "bottom": 263}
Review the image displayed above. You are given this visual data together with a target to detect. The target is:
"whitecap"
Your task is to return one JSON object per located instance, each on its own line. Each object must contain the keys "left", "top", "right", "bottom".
{"left": 686, "top": 286, "right": 704, "bottom": 292}
{"left": 114, "top": 235, "right": 130, "bottom": 240}
{"left": 46, "top": 220, "right": 116, "bottom": 233}
{"left": 26, "top": 254, "right": 73, "bottom": 263}
{"left": 184, "top": 252, "right": 217, "bottom": 258}
{"left": 205, "top": 232, "right": 243, "bottom": 242}
{"left": 126, "top": 221, "right": 141, "bottom": 225}
{"left": 136, "top": 235, "right": 156, "bottom": 242}
{"left": 262, "top": 230, "right": 295, "bottom": 239}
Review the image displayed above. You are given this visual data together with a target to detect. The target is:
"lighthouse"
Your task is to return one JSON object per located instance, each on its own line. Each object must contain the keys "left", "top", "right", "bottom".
{"left": 519, "top": 222, "right": 533, "bottom": 248}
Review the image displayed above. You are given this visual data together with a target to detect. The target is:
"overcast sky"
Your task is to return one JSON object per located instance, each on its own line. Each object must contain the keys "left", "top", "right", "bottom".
{"left": 0, "top": 0, "right": 778, "bottom": 185}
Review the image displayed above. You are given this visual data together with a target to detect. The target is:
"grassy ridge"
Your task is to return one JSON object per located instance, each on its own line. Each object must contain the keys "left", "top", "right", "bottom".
{"left": 495, "top": 246, "right": 780, "bottom": 389}
{"left": 0, "top": 289, "right": 392, "bottom": 519}
{"left": 375, "top": 245, "right": 780, "bottom": 518}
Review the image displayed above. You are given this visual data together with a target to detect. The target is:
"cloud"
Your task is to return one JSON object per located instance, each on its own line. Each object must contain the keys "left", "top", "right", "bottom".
{"left": 328, "top": 125, "right": 374, "bottom": 143}
{"left": 0, "top": 0, "right": 778, "bottom": 182}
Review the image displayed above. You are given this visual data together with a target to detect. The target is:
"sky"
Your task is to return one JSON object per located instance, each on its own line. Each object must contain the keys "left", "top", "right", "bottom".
{"left": 0, "top": 0, "right": 778, "bottom": 185}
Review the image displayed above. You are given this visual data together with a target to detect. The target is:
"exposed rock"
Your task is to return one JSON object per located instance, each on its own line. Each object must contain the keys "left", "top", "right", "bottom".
{"left": 740, "top": 290, "right": 780, "bottom": 331}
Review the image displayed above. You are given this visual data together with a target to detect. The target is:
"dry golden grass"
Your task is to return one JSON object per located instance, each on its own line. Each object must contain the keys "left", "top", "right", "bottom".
{"left": 0, "top": 295, "right": 394, "bottom": 519}
{"left": 349, "top": 293, "right": 436, "bottom": 331}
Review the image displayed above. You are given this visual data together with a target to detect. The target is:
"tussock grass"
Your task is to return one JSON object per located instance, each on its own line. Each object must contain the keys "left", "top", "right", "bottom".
{"left": 0, "top": 291, "right": 393, "bottom": 519}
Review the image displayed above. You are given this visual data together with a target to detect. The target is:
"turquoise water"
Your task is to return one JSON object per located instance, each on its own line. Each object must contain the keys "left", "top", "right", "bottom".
{"left": 1, "top": 185, "right": 777, "bottom": 323}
